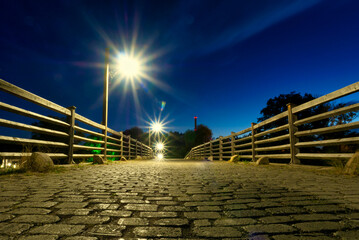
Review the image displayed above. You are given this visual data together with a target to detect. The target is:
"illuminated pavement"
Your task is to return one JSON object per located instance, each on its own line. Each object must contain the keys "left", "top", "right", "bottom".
{"left": 0, "top": 160, "right": 359, "bottom": 239}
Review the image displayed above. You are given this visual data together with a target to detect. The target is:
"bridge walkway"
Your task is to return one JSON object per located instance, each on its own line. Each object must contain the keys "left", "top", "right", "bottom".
{"left": 0, "top": 160, "right": 358, "bottom": 239}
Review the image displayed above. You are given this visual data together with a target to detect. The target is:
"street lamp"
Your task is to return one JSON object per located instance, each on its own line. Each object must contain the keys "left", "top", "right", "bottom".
{"left": 148, "top": 121, "right": 164, "bottom": 147}
{"left": 102, "top": 48, "right": 142, "bottom": 160}
{"left": 156, "top": 142, "right": 164, "bottom": 151}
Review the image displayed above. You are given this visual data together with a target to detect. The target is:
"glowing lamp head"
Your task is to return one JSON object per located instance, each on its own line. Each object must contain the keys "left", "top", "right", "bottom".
{"left": 156, "top": 142, "right": 164, "bottom": 151}
{"left": 151, "top": 122, "right": 163, "bottom": 133}
{"left": 117, "top": 53, "right": 141, "bottom": 78}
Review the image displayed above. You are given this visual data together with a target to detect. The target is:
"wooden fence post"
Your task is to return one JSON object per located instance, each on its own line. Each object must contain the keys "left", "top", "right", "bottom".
{"left": 231, "top": 134, "right": 235, "bottom": 156}
{"left": 128, "top": 136, "right": 131, "bottom": 160}
{"left": 103, "top": 130, "right": 107, "bottom": 161}
{"left": 67, "top": 106, "right": 76, "bottom": 164}
{"left": 287, "top": 103, "right": 300, "bottom": 164}
{"left": 210, "top": 141, "right": 213, "bottom": 157}
{"left": 219, "top": 137, "right": 223, "bottom": 161}
{"left": 135, "top": 140, "right": 138, "bottom": 158}
{"left": 251, "top": 122, "right": 256, "bottom": 162}
{"left": 120, "top": 133, "right": 124, "bottom": 158}
{"left": 140, "top": 142, "right": 143, "bottom": 157}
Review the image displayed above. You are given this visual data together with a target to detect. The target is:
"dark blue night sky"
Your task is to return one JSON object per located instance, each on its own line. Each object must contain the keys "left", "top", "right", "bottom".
{"left": 1, "top": 0, "right": 359, "bottom": 137}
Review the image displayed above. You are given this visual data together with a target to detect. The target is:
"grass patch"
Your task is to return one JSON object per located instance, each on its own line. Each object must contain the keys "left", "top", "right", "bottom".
{"left": 0, "top": 168, "right": 26, "bottom": 176}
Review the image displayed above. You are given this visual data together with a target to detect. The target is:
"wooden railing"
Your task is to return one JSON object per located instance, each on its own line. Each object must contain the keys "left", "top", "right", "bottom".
{"left": 186, "top": 82, "right": 359, "bottom": 164}
{"left": 0, "top": 79, "right": 153, "bottom": 163}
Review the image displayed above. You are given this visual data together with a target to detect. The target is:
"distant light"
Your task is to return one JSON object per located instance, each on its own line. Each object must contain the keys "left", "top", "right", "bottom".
{"left": 157, "top": 153, "right": 164, "bottom": 160}
{"left": 156, "top": 142, "right": 164, "bottom": 151}
{"left": 116, "top": 54, "right": 141, "bottom": 79}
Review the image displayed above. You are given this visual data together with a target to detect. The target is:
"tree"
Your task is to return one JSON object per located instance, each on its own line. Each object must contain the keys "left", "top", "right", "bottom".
{"left": 194, "top": 124, "right": 213, "bottom": 146}
{"left": 257, "top": 92, "right": 358, "bottom": 156}
{"left": 123, "top": 127, "right": 145, "bottom": 143}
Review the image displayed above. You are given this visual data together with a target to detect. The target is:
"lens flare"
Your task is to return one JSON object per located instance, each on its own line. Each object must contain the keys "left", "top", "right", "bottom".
{"left": 156, "top": 142, "right": 164, "bottom": 151}
{"left": 157, "top": 153, "right": 164, "bottom": 160}
{"left": 116, "top": 53, "right": 142, "bottom": 79}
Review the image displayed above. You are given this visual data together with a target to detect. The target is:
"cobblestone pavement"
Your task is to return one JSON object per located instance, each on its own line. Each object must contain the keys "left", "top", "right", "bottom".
{"left": 0, "top": 160, "right": 359, "bottom": 239}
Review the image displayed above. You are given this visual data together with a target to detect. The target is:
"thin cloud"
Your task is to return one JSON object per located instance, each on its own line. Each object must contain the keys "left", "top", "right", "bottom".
{"left": 164, "top": 0, "right": 322, "bottom": 59}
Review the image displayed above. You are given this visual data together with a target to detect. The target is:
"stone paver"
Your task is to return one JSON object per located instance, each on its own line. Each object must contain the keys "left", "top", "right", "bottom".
{"left": 1, "top": 160, "right": 359, "bottom": 238}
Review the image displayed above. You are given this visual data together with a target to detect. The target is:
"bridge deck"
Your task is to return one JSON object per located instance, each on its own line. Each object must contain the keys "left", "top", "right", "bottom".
{"left": 0, "top": 160, "right": 358, "bottom": 239}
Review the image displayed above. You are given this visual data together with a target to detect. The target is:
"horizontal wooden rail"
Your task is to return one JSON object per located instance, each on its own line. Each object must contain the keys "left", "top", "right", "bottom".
{"left": 0, "top": 152, "right": 68, "bottom": 158}
{"left": 73, "top": 145, "right": 104, "bottom": 151}
{"left": 0, "top": 135, "right": 68, "bottom": 147}
{"left": 0, "top": 102, "right": 70, "bottom": 127}
{"left": 255, "top": 124, "right": 289, "bottom": 138}
{"left": 292, "top": 81, "right": 359, "bottom": 114}
{"left": 75, "top": 114, "right": 105, "bottom": 131}
{"left": 74, "top": 135, "right": 104, "bottom": 144}
{"left": 295, "top": 102, "right": 359, "bottom": 126}
{"left": 254, "top": 134, "right": 289, "bottom": 145}
{"left": 74, "top": 126, "right": 103, "bottom": 138}
{"left": 0, "top": 118, "right": 68, "bottom": 138}
{"left": 186, "top": 81, "right": 359, "bottom": 165}
{"left": 296, "top": 153, "right": 353, "bottom": 160}
{"left": 295, "top": 137, "right": 359, "bottom": 147}
{"left": 255, "top": 144, "right": 290, "bottom": 152}
{"left": 0, "top": 79, "right": 71, "bottom": 115}
{"left": 295, "top": 121, "right": 359, "bottom": 137}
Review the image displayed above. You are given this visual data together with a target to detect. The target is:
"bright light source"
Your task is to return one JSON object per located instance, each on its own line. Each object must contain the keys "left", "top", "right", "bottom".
{"left": 157, "top": 153, "right": 164, "bottom": 160}
{"left": 116, "top": 54, "right": 141, "bottom": 78}
{"left": 151, "top": 122, "right": 163, "bottom": 133}
{"left": 156, "top": 142, "right": 164, "bottom": 151}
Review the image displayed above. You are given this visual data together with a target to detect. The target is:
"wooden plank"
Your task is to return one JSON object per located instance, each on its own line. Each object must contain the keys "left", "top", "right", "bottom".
{"left": 254, "top": 112, "right": 288, "bottom": 129}
{"left": 295, "top": 137, "right": 359, "bottom": 147}
{"left": 74, "top": 135, "right": 104, "bottom": 144}
{"left": 292, "top": 82, "right": 359, "bottom": 114}
{"left": 107, "top": 128, "right": 123, "bottom": 138}
{"left": 295, "top": 121, "right": 359, "bottom": 137}
{"left": 287, "top": 103, "right": 300, "bottom": 164}
{"left": 0, "top": 79, "right": 71, "bottom": 115}
{"left": 235, "top": 142, "right": 252, "bottom": 149}
{"left": 0, "top": 135, "right": 68, "bottom": 147}
{"left": 296, "top": 153, "right": 353, "bottom": 160}
{"left": 255, "top": 154, "right": 291, "bottom": 159}
{"left": 237, "top": 155, "right": 252, "bottom": 159}
{"left": 73, "top": 145, "right": 104, "bottom": 150}
{"left": 255, "top": 144, "right": 290, "bottom": 152}
{"left": 237, "top": 149, "right": 252, "bottom": 153}
{"left": 255, "top": 124, "right": 289, "bottom": 138}
{"left": 107, "top": 135, "right": 121, "bottom": 143}
{"left": 0, "top": 102, "right": 70, "bottom": 127}
{"left": 255, "top": 134, "right": 290, "bottom": 145}
{"left": 107, "top": 142, "right": 122, "bottom": 148}
{"left": 75, "top": 113, "right": 105, "bottom": 130}
{"left": 232, "top": 127, "right": 252, "bottom": 137}
{"left": 0, "top": 118, "right": 68, "bottom": 138}
{"left": 74, "top": 126, "right": 104, "bottom": 138}
{"left": 0, "top": 152, "right": 67, "bottom": 158}
{"left": 234, "top": 136, "right": 252, "bottom": 144}
{"left": 295, "top": 102, "right": 359, "bottom": 126}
